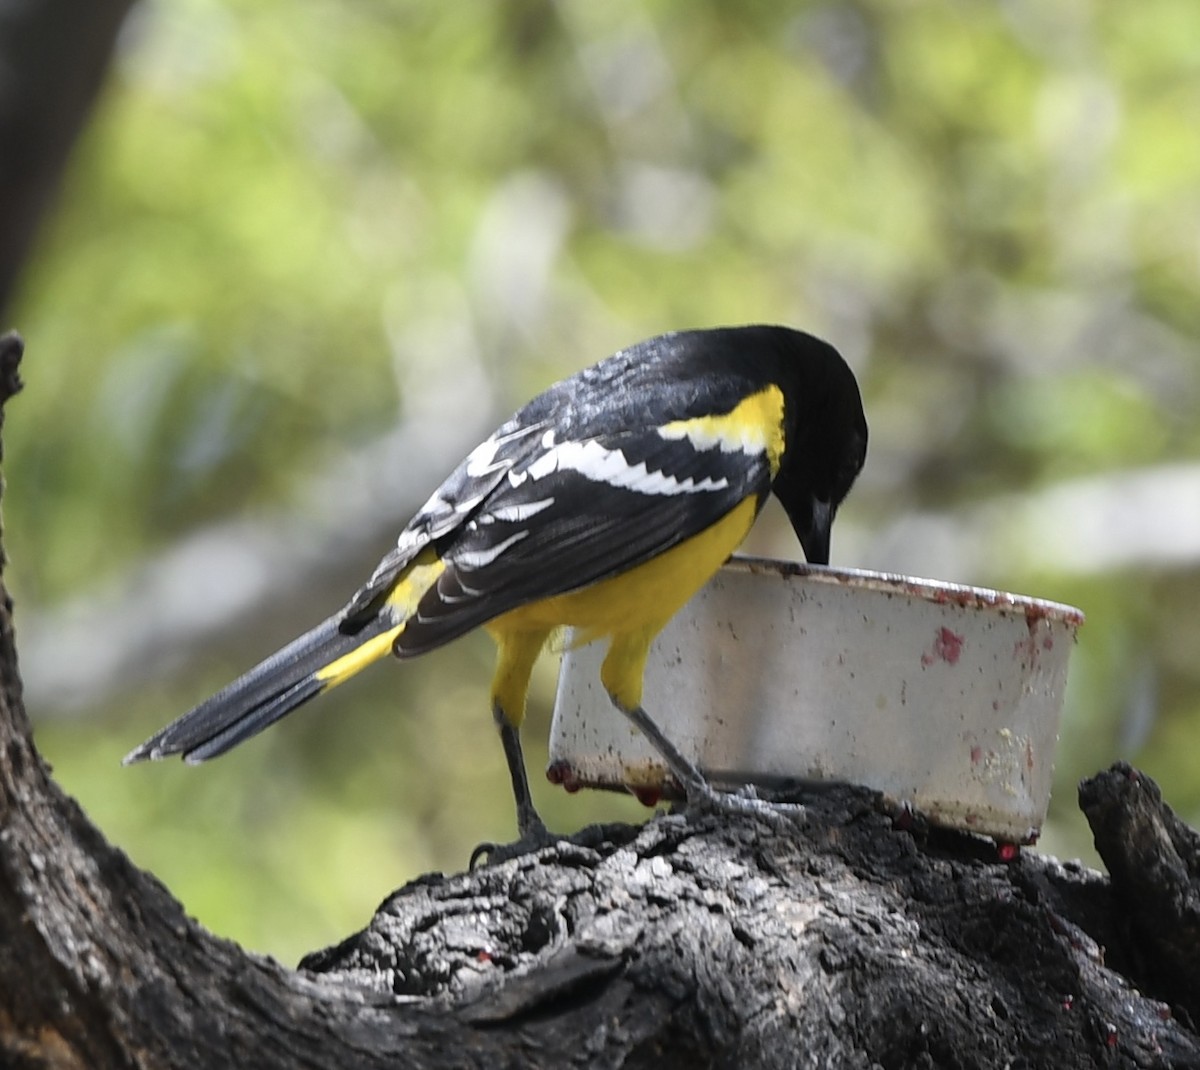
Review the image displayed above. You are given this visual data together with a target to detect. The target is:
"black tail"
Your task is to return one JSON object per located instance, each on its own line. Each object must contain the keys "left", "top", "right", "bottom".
{"left": 123, "top": 611, "right": 402, "bottom": 765}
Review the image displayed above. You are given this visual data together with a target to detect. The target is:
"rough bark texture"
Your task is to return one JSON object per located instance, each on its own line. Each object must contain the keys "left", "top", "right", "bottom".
{"left": 1, "top": 330, "right": 1199, "bottom": 1067}
{"left": 1079, "top": 764, "right": 1200, "bottom": 1031}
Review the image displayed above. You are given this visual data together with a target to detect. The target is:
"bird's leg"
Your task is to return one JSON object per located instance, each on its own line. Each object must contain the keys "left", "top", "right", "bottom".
{"left": 601, "top": 631, "right": 803, "bottom": 830}
{"left": 470, "top": 711, "right": 558, "bottom": 868}
{"left": 610, "top": 699, "right": 720, "bottom": 801}
{"left": 471, "top": 628, "right": 558, "bottom": 868}
{"left": 498, "top": 717, "right": 549, "bottom": 842}
{"left": 612, "top": 700, "right": 803, "bottom": 830}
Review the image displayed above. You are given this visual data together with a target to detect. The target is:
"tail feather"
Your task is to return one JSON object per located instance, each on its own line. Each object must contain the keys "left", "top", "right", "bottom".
{"left": 123, "top": 612, "right": 402, "bottom": 765}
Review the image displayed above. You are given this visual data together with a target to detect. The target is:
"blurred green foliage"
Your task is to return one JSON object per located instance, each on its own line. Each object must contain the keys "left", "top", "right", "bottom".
{"left": 8, "top": 0, "right": 1200, "bottom": 963}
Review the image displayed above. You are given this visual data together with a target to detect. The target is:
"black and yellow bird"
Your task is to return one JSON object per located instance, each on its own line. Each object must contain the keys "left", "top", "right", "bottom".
{"left": 126, "top": 325, "right": 868, "bottom": 853}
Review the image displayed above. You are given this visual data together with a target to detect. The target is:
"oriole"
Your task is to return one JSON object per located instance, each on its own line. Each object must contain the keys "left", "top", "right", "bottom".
{"left": 126, "top": 325, "right": 868, "bottom": 854}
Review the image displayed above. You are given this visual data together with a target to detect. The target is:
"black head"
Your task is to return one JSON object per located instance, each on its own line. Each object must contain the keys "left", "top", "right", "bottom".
{"left": 766, "top": 330, "right": 868, "bottom": 565}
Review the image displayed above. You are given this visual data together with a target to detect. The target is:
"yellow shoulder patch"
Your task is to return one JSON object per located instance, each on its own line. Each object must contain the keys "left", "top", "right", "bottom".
{"left": 657, "top": 384, "right": 786, "bottom": 475}
{"left": 382, "top": 547, "right": 447, "bottom": 618}
{"left": 314, "top": 547, "right": 447, "bottom": 689}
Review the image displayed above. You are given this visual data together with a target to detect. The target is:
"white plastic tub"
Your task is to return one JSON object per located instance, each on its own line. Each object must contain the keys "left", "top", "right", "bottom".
{"left": 548, "top": 556, "right": 1084, "bottom": 843}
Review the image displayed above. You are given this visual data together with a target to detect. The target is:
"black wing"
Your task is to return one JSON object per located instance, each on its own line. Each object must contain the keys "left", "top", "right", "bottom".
{"left": 397, "top": 421, "right": 771, "bottom": 651}
{"left": 339, "top": 417, "right": 550, "bottom": 629}
{"left": 339, "top": 328, "right": 780, "bottom": 642}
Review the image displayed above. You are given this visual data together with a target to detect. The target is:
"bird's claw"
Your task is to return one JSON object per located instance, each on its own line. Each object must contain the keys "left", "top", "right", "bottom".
{"left": 685, "top": 782, "right": 805, "bottom": 832}
{"left": 469, "top": 819, "right": 559, "bottom": 869}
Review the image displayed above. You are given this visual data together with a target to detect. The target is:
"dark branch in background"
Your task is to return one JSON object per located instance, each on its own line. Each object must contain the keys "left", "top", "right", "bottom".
{"left": 1, "top": 334, "right": 1200, "bottom": 1066}
{"left": 0, "top": 0, "right": 138, "bottom": 315}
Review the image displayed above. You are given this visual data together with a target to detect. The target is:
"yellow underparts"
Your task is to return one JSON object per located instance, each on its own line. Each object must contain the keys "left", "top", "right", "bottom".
{"left": 485, "top": 494, "right": 762, "bottom": 727}
{"left": 314, "top": 549, "right": 447, "bottom": 689}
{"left": 658, "top": 384, "right": 787, "bottom": 477}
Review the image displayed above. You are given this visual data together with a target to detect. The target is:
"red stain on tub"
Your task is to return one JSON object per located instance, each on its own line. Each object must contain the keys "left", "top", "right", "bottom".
{"left": 1014, "top": 624, "right": 1054, "bottom": 668}
{"left": 921, "top": 627, "right": 965, "bottom": 667}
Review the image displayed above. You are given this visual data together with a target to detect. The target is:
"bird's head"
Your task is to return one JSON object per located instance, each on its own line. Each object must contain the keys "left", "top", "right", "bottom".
{"left": 769, "top": 332, "right": 868, "bottom": 565}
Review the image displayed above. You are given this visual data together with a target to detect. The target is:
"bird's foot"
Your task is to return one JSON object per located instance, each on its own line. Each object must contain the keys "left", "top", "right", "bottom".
{"left": 684, "top": 780, "right": 806, "bottom": 833}
{"left": 611, "top": 702, "right": 805, "bottom": 834}
{"left": 469, "top": 812, "right": 559, "bottom": 869}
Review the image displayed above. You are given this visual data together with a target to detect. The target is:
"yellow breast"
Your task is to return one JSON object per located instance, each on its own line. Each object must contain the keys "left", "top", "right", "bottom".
{"left": 489, "top": 494, "right": 761, "bottom": 643}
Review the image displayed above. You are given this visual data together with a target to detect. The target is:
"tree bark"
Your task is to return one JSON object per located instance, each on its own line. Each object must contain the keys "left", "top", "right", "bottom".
{"left": 1, "top": 331, "right": 1198, "bottom": 1068}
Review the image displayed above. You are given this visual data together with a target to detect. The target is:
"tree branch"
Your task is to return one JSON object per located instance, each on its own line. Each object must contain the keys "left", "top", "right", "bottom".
{"left": 1, "top": 330, "right": 1199, "bottom": 1067}
{"left": 1080, "top": 762, "right": 1200, "bottom": 1028}
{"left": 0, "top": 1, "right": 137, "bottom": 315}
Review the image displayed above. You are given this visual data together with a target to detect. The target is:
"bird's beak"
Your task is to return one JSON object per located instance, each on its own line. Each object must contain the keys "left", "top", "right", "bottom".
{"left": 798, "top": 497, "right": 833, "bottom": 565}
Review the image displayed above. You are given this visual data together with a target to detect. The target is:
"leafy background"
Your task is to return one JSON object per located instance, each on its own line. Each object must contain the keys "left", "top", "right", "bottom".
{"left": 7, "top": 0, "right": 1199, "bottom": 963}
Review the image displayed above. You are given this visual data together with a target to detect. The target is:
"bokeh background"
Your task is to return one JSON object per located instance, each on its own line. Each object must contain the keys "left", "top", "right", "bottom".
{"left": 3, "top": 0, "right": 1198, "bottom": 965}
